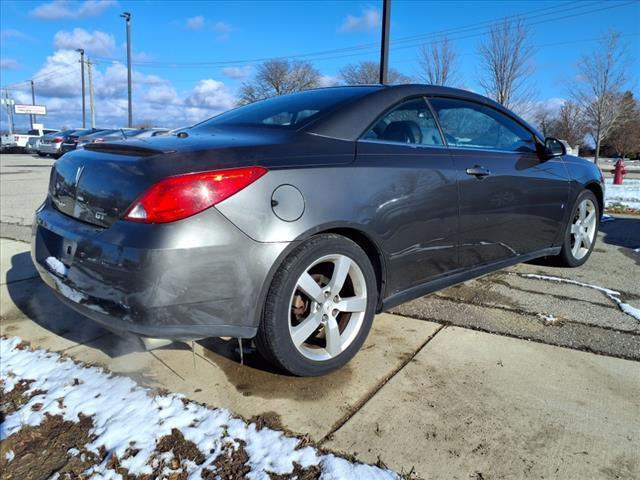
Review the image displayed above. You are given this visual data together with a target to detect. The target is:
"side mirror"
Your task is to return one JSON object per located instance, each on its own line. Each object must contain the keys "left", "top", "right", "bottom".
{"left": 544, "top": 137, "right": 566, "bottom": 158}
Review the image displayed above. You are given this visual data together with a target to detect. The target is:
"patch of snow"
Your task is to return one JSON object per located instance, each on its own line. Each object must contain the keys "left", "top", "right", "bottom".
{"left": 0, "top": 337, "right": 399, "bottom": 479}
{"left": 45, "top": 256, "right": 69, "bottom": 277}
{"left": 634, "top": 247, "right": 640, "bottom": 253}
{"left": 5, "top": 450, "right": 15, "bottom": 462}
{"left": 609, "top": 297, "right": 640, "bottom": 322}
{"left": 537, "top": 313, "right": 559, "bottom": 325}
{"left": 520, "top": 273, "right": 640, "bottom": 322}
{"left": 604, "top": 178, "right": 640, "bottom": 209}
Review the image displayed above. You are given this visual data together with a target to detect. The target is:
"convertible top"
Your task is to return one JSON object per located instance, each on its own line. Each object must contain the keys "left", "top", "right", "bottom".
{"left": 303, "top": 84, "right": 544, "bottom": 143}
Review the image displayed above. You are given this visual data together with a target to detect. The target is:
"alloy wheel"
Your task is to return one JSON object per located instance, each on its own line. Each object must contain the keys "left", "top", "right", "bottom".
{"left": 570, "top": 198, "right": 597, "bottom": 260}
{"left": 288, "top": 254, "right": 367, "bottom": 361}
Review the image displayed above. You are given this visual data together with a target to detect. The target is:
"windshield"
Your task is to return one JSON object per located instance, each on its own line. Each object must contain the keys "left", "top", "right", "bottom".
{"left": 197, "top": 87, "right": 379, "bottom": 130}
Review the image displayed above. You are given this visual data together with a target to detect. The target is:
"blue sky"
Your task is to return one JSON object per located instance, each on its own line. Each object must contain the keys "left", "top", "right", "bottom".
{"left": 1, "top": 0, "right": 639, "bottom": 130}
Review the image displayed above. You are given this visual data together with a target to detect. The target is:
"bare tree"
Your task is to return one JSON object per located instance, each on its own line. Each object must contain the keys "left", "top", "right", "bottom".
{"left": 477, "top": 18, "right": 535, "bottom": 110}
{"left": 550, "top": 101, "right": 589, "bottom": 151}
{"left": 238, "top": 59, "right": 321, "bottom": 105}
{"left": 339, "top": 61, "right": 410, "bottom": 85}
{"left": 418, "top": 36, "right": 458, "bottom": 86}
{"left": 606, "top": 91, "right": 640, "bottom": 159}
{"left": 532, "top": 103, "right": 555, "bottom": 137}
{"left": 570, "top": 31, "right": 628, "bottom": 163}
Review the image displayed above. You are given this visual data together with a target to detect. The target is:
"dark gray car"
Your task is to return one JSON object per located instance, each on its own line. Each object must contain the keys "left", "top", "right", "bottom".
{"left": 32, "top": 85, "right": 604, "bottom": 376}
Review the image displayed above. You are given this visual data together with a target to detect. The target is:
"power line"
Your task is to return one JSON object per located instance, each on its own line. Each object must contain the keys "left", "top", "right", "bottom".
{"left": 90, "top": 0, "right": 630, "bottom": 69}
{"left": 2, "top": 0, "right": 637, "bottom": 91}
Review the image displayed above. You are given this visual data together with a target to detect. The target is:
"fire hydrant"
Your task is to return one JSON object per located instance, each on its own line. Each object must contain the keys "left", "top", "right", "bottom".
{"left": 611, "top": 159, "right": 627, "bottom": 185}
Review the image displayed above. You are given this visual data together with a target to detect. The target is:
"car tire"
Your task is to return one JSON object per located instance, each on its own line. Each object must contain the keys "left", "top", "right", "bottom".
{"left": 255, "top": 233, "right": 377, "bottom": 376}
{"left": 37, "top": 152, "right": 47, "bottom": 157}
{"left": 554, "top": 189, "right": 600, "bottom": 267}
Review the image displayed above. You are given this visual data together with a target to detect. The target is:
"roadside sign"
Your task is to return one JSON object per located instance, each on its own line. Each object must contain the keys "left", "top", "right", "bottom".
{"left": 14, "top": 104, "right": 47, "bottom": 115}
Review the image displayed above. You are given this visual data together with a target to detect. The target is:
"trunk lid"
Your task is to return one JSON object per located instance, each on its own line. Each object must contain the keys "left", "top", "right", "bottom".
{"left": 48, "top": 128, "right": 297, "bottom": 228}
{"left": 50, "top": 149, "right": 153, "bottom": 228}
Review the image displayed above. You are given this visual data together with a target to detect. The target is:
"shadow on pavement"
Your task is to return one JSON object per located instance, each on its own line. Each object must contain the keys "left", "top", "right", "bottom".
{"left": 5, "top": 251, "right": 139, "bottom": 355}
{"left": 4, "top": 251, "right": 281, "bottom": 374}
{"left": 599, "top": 215, "right": 640, "bottom": 264}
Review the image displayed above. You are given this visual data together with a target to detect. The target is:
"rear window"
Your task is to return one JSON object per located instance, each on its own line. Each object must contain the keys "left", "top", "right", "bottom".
{"left": 197, "top": 87, "right": 379, "bottom": 130}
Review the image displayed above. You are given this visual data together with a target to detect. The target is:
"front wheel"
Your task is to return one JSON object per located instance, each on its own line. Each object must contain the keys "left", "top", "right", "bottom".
{"left": 256, "top": 234, "right": 377, "bottom": 376}
{"left": 555, "top": 190, "right": 600, "bottom": 267}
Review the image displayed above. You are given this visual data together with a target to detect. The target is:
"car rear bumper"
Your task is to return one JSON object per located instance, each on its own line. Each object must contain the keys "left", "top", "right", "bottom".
{"left": 39, "top": 143, "right": 61, "bottom": 154}
{"left": 32, "top": 201, "right": 291, "bottom": 340}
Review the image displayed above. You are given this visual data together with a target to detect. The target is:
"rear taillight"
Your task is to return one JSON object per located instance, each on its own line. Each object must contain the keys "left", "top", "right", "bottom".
{"left": 52, "top": 138, "right": 63, "bottom": 143}
{"left": 123, "top": 166, "right": 267, "bottom": 224}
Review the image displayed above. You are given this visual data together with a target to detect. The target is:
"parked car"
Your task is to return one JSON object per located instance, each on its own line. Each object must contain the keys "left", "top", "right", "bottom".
{"left": 32, "top": 85, "right": 604, "bottom": 376}
{"left": 75, "top": 129, "right": 136, "bottom": 148}
{"left": 1, "top": 128, "right": 59, "bottom": 152}
{"left": 131, "top": 128, "right": 171, "bottom": 138}
{"left": 38, "top": 129, "right": 79, "bottom": 158}
{"left": 59, "top": 128, "right": 105, "bottom": 155}
{"left": 96, "top": 128, "right": 169, "bottom": 143}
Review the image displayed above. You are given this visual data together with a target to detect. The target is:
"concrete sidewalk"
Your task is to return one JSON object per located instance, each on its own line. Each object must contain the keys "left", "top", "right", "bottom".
{"left": 2, "top": 238, "right": 638, "bottom": 478}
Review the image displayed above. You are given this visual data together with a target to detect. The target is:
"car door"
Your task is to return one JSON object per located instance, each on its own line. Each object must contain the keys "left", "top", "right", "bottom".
{"left": 355, "top": 97, "right": 459, "bottom": 297}
{"left": 428, "top": 96, "right": 570, "bottom": 269}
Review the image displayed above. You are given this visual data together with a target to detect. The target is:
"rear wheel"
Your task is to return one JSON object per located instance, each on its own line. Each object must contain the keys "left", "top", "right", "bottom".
{"left": 37, "top": 152, "right": 47, "bottom": 157}
{"left": 256, "top": 234, "right": 377, "bottom": 376}
{"left": 555, "top": 190, "right": 599, "bottom": 267}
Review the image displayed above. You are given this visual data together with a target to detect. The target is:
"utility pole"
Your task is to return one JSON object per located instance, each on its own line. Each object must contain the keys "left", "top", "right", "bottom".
{"left": 121, "top": 11, "right": 133, "bottom": 127}
{"left": 76, "top": 48, "right": 86, "bottom": 128}
{"left": 87, "top": 59, "right": 96, "bottom": 128}
{"left": 30, "top": 80, "right": 36, "bottom": 127}
{"left": 379, "top": 0, "right": 391, "bottom": 84}
{"left": 4, "top": 90, "right": 15, "bottom": 135}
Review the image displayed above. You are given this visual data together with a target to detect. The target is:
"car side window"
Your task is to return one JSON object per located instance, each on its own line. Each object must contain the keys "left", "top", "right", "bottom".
{"left": 364, "top": 98, "right": 444, "bottom": 146}
{"left": 428, "top": 97, "right": 536, "bottom": 154}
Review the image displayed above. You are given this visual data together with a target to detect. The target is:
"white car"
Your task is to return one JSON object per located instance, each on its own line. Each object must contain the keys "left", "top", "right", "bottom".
{"left": 1, "top": 128, "right": 59, "bottom": 152}
{"left": 38, "top": 130, "right": 77, "bottom": 158}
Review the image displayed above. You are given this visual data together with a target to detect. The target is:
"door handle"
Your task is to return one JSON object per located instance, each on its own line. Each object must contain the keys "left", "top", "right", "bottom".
{"left": 466, "top": 166, "right": 491, "bottom": 178}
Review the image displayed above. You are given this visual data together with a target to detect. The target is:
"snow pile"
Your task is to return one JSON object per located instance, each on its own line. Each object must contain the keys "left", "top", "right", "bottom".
{"left": 0, "top": 337, "right": 398, "bottom": 479}
{"left": 520, "top": 273, "right": 640, "bottom": 322}
{"left": 604, "top": 178, "right": 640, "bottom": 209}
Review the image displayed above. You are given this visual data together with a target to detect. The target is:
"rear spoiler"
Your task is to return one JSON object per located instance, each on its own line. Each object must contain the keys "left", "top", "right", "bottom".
{"left": 84, "top": 142, "right": 174, "bottom": 157}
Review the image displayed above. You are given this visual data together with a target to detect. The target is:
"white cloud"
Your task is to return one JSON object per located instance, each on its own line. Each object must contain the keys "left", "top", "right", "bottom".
{"left": 31, "top": 0, "right": 117, "bottom": 20}
{"left": 186, "top": 15, "right": 205, "bottom": 31}
{"left": 221, "top": 65, "right": 252, "bottom": 80}
{"left": 0, "top": 58, "right": 19, "bottom": 70}
{"left": 213, "top": 21, "right": 232, "bottom": 34}
{"left": 54, "top": 28, "right": 115, "bottom": 56}
{"left": 318, "top": 75, "right": 339, "bottom": 87}
{"left": 29, "top": 49, "right": 83, "bottom": 98}
{"left": 143, "top": 84, "right": 178, "bottom": 104}
{"left": 338, "top": 7, "right": 380, "bottom": 32}
{"left": 1, "top": 29, "right": 29, "bottom": 41}
{"left": 185, "top": 79, "right": 236, "bottom": 110}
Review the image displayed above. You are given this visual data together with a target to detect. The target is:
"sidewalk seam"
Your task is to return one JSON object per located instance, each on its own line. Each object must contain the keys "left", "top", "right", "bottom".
{"left": 318, "top": 323, "right": 446, "bottom": 445}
